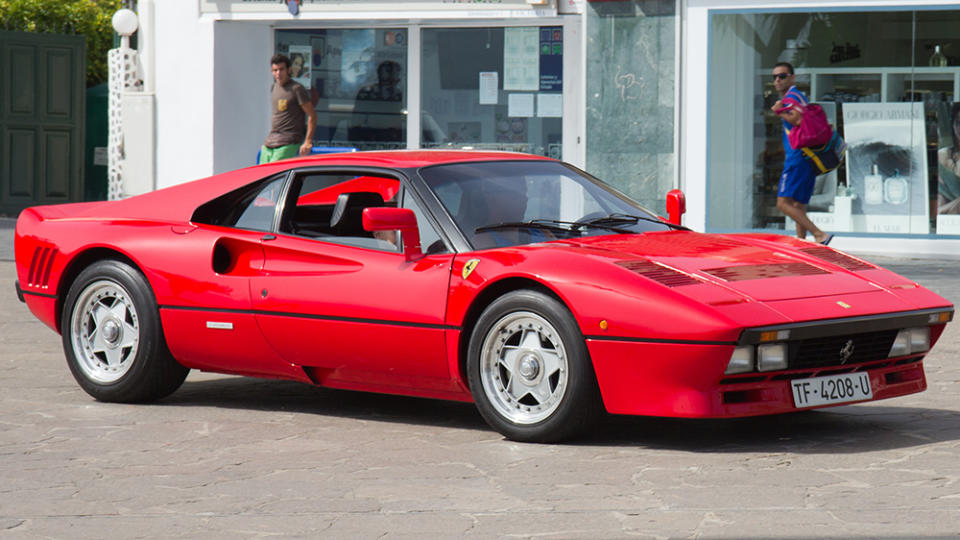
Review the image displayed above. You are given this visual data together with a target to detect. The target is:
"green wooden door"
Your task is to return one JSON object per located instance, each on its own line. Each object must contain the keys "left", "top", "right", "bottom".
{"left": 0, "top": 31, "right": 86, "bottom": 216}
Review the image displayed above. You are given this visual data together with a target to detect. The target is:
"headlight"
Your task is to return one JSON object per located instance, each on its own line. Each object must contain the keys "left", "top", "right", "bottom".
{"left": 890, "top": 327, "right": 930, "bottom": 357}
{"left": 725, "top": 346, "right": 754, "bottom": 374}
{"left": 757, "top": 343, "right": 788, "bottom": 371}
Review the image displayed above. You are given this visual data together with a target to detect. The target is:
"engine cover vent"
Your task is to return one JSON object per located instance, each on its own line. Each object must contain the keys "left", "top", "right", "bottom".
{"left": 616, "top": 260, "right": 701, "bottom": 287}
{"left": 703, "top": 262, "right": 830, "bottom": 282}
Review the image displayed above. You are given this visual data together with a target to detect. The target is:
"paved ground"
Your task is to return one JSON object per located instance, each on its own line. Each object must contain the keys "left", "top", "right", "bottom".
{"left": 1, "top": 217, "right": 959, "bottom": 539}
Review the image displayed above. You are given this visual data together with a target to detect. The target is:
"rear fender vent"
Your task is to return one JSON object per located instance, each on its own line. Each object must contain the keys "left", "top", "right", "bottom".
{"left": 616, "top": 260, "right": 701, "bottom": 287}
{"left": 703, "top": 262, "right": 829, "bottom": 282}
{"left": 28, "top": 246, "right": 58, "bottom": 289}
{"left": 798, "top": 246, "right": 875, "bottom": 271}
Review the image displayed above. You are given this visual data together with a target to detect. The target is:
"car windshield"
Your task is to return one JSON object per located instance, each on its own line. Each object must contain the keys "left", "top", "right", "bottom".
{"left": 420, "top": 160, "right": 676, "bottom": 249}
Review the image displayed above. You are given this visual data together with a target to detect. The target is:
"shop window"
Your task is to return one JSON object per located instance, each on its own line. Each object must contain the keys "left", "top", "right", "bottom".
{"left": 275, "top": 28, "right": 408, "bottom": 151}
{"left": 708, "top": 10, "right": 960, "bottom": 237}
{"left": 420, "top": 26, "right": 564, "bottom": 158}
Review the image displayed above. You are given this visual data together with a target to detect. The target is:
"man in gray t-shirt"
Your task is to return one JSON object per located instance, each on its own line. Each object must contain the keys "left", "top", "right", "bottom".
{"left": 259, "top": 54, "right": 317, "bottom": 164}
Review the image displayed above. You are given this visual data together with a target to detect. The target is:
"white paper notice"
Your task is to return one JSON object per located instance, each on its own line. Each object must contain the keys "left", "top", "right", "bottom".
{"left": 508, "top": 93, "right": 535, "bottom": 118}
{"left": 537, "top": 94, "right": 562, "bottom": 117}
{"left": 503, "top": 27, "right": 539, "bottom": 91}
{"left": 479, "top": 71, "right": 498, "bottom": 105}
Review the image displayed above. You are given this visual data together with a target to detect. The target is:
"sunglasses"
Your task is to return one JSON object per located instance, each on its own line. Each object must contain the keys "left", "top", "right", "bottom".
{"left": 773, "top": 73, "right": 791, "bottom": 81}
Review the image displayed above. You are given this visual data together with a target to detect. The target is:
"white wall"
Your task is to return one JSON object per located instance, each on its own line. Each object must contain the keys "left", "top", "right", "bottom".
{"left": 154, "top": 2, "right": 215, "bottom": 189}
{"left": 213, "top": 21, "right": 272, "bottom": 173}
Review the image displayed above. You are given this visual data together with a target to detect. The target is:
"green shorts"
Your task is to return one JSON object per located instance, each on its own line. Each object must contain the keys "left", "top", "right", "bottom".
{"left": 259, "top": 144, "right": 301, "bottom": 164}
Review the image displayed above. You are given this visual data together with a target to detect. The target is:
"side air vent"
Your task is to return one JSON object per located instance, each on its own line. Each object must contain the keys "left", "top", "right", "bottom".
{"left": 798, "top": 246, "right": 875, "bottom": 271}
{"left": 28, "top": 246, "right": 58, "bottom": 288}
{"left": 616, "top": 260, "right": 701, "bottom": 287}
{"left": 703, "top": 262, "right": 830, "bottom": 282}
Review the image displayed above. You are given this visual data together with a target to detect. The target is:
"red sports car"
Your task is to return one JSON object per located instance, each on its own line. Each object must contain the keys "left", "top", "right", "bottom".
{"left": 14, "top": 151, "right": 954, "bottom": 442}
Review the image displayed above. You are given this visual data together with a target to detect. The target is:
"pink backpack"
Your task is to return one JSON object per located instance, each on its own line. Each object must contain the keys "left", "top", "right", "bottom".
{"left": 787, "top": 103, "right": 833, "bottom": 149}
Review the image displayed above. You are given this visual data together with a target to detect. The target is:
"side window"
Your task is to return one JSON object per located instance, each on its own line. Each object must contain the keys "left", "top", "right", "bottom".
{"left": 192, "top": 174, "right": 285, "bottom": 232}
{"left": 279, "top": 172, "right": 401, "bottom": 251}
{"left": 401, "top": 190, "right": 448, "bottom": 255}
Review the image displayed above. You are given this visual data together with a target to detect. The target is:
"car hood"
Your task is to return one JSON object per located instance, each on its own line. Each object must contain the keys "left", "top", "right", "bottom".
{"left": 558, "top": 230, "right": 902, "bottom": 302}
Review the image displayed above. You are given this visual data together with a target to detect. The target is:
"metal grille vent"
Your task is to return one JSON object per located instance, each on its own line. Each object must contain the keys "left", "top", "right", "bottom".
{"left": 791, "top": 330, "right": 898, "bottom": 370}
{"left": 28, "top": 246, "right": 58, "bottom": 288}
{"left": 798, "top": 247, "right": 875, "bottom": 271}
{"left": 616, "top": 260, "right": 700, "bottom": 287}
{"left": 703, "top": 262, "right": 829, "bottom": 282}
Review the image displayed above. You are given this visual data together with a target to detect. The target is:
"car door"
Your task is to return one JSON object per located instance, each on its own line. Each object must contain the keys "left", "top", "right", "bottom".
{"left": 251, "top": 169, "right": 459, "bottom": 395}
{"left": 159, "top": 173, "right": 308, "bottom": 382}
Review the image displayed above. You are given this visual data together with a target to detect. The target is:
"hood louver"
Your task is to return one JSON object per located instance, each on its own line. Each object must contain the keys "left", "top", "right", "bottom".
{"left": 616, "top": 260, "right": 701, "bottom": 287}
{"left": 703, "top": 262, "right": 829, "bottom": 282}
{"left": 798, "top": 246, "right": 875, "bottom": 271}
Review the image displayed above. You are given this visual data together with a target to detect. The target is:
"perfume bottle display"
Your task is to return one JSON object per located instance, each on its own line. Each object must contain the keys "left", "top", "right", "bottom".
{"left": 864, "top": 164, "right": 884, "bottom": 205}
{"left": 929, "top": 45, "right": 948, "bottom": 67}
{"left": 883, "top": 170, "right": 909, "bottom": 205}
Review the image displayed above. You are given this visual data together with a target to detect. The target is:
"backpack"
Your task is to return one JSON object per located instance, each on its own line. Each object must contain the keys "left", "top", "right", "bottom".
{"left": 800, "top": 130, "right": 847, "bottom": 175}
{"left": 787, "top": 103, "right": 833, "bottom": 149}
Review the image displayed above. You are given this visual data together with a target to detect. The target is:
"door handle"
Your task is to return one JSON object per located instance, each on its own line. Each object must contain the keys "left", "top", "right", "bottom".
{"left": 261, "top": 234, "right": 277, "bottom": 241}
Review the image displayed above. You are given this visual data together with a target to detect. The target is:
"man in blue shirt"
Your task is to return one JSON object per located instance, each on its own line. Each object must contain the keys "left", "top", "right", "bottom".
{"left": 771, "top": 62, "right": 833, "bottom": 245}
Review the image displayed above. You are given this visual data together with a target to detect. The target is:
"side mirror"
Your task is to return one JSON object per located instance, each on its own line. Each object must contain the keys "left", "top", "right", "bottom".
{"left": 666, "top": 189, "right": 686, "bottom": 226}
{"left": 362, "top": 207, "right": 422, "bottom": 261}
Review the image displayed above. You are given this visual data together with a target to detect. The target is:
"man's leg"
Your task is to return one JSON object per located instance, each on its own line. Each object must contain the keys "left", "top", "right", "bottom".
{"left": 777, "top": 196, "right": 828, "bottom": 242}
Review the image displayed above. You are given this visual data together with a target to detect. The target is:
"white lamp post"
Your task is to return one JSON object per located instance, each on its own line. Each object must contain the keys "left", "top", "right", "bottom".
{"left": 107, "top": 9, "right": 140, "bottom": 200}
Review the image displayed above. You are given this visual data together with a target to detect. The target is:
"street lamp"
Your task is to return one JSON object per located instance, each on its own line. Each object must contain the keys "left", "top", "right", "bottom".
{"left": 107, "top": 8, "right": 141, "bottom": 200}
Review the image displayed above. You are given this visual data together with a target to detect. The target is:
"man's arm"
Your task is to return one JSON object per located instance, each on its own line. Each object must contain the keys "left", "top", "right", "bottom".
{"left": 300, "top": 102, "right": 317, "bottom": 156}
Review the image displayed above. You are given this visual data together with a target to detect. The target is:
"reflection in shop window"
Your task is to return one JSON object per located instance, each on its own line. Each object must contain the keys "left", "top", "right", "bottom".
{"left": 275, "top": 28, "right": 408, "bottom": 151}
{"left": 708, "top": 10, "right": 960, "bottom": 236}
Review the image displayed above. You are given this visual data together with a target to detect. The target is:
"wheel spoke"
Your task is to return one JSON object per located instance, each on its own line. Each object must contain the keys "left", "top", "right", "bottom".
{"left": 528, "top": 379, "right": 554, "bottom": 405}
{"left": 118, "top": 319, "right": 139, "bottom": 350}
{"left": 519, "top": 328, "right": 542, "bottom": 351}
{"left": 539, "top": 349, "right": 562, "bottom": 378}
{"left": 102, "top": 344, "right": 126, "bottom": 368}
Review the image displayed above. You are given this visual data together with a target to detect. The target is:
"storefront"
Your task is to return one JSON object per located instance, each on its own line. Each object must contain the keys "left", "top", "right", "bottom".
{"left": 138, "top": 0, "right": 958, "bottom": 257}
{"left": 684, "top": 0, "right": 960, "bottom": 255}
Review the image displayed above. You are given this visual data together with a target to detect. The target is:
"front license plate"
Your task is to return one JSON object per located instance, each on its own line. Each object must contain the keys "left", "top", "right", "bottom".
{"left": 790, "top": 372, "right": 873, "bottom": 408}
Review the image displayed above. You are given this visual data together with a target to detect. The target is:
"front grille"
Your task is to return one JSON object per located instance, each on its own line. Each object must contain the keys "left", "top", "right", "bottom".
{"left": 790, "top": 329, "right": 898, "bottom": 369}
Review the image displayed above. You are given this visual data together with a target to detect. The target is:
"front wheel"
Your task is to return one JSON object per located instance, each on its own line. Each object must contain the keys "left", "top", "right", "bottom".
{"left": 61, "top": 260, "right": 188, "bottom": 402}
{"left": 467, "top": 290, "right": 602, "bottom": 442}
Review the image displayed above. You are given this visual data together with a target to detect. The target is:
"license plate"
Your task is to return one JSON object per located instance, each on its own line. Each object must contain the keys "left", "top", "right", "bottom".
{"left": 790, "top": 372, "right": 872, "bottom": 408}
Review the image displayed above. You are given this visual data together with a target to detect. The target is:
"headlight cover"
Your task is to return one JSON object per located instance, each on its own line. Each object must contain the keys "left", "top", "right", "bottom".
{"left": 889, "top": 326, "right": 930, "bottom": 357}
{"left": 725, "top": 346, "right": 755, "bottom": 375}
{"left": 757, "top": 343, "right": 788, "bottom": 372}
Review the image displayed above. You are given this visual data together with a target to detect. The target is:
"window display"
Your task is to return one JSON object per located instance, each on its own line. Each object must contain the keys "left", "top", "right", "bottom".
{"left": 708, "top": 9, "right": 960, "bottom": 237}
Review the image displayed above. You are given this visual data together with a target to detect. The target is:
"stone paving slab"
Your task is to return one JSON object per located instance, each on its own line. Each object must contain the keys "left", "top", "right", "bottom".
{"left": 1, "top": 253, "right": 959, "bottom": 538}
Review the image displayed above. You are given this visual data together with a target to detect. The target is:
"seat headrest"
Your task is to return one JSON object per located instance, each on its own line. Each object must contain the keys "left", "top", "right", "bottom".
{"left": 330, "top": 191, "right": 386, "bottom": 230}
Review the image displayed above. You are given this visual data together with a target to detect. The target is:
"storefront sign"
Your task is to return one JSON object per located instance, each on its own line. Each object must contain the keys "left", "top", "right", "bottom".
{"left": 201, "top": 0, "right": 556, "bottom": 15}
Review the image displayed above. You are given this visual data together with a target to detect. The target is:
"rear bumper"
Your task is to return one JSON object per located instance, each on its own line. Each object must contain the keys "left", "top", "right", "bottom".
{"left": 15, "top": 280, "right": 24, "bottom": 303}
{"left": 587, "top": 338, "right": 926, "bottom": 418}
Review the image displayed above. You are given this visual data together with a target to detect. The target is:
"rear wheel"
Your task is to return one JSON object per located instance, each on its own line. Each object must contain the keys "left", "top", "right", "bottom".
{"left": 467, "top": 290, "right": 602, "bottom": 442}
{"left": 61, "top": 260, "right": 188, "bottom": 402}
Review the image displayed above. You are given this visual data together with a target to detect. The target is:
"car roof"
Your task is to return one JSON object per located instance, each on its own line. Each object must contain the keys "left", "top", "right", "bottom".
{"left": 267, "top": 149, "right": 554, "bottom": 169}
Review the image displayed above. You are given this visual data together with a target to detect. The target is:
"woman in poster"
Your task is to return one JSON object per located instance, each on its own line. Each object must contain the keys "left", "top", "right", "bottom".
{"left": 938, "top": 102, "right": 960, "bottom": 214}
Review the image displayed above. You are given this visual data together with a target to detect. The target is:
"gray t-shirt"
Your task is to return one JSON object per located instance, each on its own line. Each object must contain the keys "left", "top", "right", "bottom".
{"left": 264, "top": 80, "right": 311, "bottom": 148}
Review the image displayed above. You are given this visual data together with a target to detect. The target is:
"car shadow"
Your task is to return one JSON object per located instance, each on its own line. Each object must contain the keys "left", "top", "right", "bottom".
{"left": 160, "top": 375, "right": 960, "bottom": 452}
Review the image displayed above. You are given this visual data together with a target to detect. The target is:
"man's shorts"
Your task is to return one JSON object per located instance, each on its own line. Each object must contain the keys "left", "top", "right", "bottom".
{"left": 259, "top": 143, "right": 300, "bottom": 164}
{"left": 778, "top": 158, "right": 816, "bottom": 204}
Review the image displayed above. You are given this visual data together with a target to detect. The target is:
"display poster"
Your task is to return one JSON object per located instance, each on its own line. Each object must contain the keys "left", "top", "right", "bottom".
{"left": 503, "top": 27, "right": 539, "bottom": 91}
{"left": 479, "top": 71, "right": 499, "bottom": 105}
{"left": 537, "top": 93, "right": 562, "bottom": 117}
{"left": 289, "top": 45, "right": 312, "bottom": 89}
{"left": 539, "top": 26, "right": 562, "bottom": 92}
{"left": 340, "top": 29, "right": 375, "bottom": 94}
{"left": 508, "top": 93, "right": 534, "bottom": 118}
{"left": 936, "top": 102, "right": 960, "bottom": 233}
{"left": 841, "top": 102, "right": 929, "bottom": 234}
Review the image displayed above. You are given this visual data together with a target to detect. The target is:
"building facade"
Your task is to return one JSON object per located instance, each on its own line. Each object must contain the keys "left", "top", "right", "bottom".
{"left": 129, "top": 0, "right": 960, "bottom": 257}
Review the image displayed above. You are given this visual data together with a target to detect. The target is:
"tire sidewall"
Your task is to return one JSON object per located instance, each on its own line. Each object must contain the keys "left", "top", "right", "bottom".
{"left": 467, "top": 289, "right": 599, "bottom": 442}
{"left": 61, "top": 260, "right": 168, "bottom": 401}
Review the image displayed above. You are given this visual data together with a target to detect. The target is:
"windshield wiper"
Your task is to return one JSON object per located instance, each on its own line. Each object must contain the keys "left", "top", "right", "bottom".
{"left": 475, "top": 220, "right": 576, "bottom": 234}
{"left": 577, "top": 213, "right": 688, "bottom": 231}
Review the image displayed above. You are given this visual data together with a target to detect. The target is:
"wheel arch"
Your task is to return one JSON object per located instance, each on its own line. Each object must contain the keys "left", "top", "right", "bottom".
{"left": 456, "top": 277, "right": 575, "bottom": 389}
{"left": 55, "top": 248, "right": 143, "bottom": 333}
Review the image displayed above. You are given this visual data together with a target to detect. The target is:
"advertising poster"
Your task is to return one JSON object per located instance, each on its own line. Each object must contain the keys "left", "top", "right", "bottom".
{"left": 841, "top": 102, "right": 929, "bottom": 234}
{"left": 503, "top": 27, "right": 539, "bottom": 91}
{"left": 936, "top": 102, "right": 960, "bottom": 233}
{"left": 340, "top": 29, "right": 375, "bottom": 94}
{"left": 288, "top": 45, "right": 312, "bottom": 90}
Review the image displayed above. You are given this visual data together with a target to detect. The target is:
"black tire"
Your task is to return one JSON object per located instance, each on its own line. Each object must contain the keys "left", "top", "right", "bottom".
{"left": 467, "top": 289, "right": 602, "bottom": 443}
{"left": 60, "top": 259, "right": 188, "bottom": 402}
